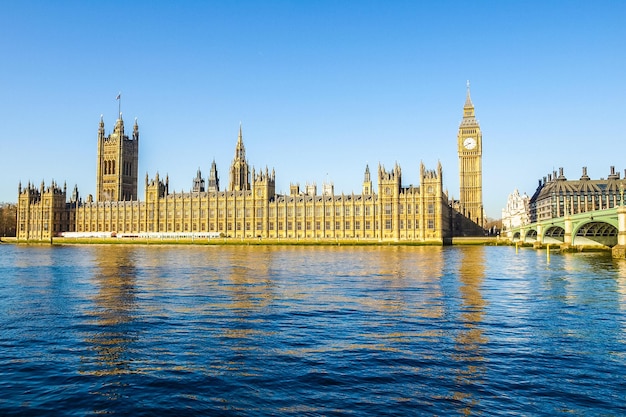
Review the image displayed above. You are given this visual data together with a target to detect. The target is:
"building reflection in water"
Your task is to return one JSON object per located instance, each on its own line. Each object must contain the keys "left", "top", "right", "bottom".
{"left": 81, "top": 246, "right": 139, "bottom": 403}
{"left": 615, "top": 259, "right": 626, "bottom": 349}
{"left": 222, "top": 246, "right": 275, "bottom": 314}
{"left": 616, "top": 259, "right": 626, "bottom": 311}
{"left": 217, "top": 247, "right": 277, "bottom": 376}
{"left": 452, "top": 246, "right": 487, "bottom": 415}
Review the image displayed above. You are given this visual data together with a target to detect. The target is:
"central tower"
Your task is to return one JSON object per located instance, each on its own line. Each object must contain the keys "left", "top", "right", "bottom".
{"left": 96, "top": 114, "right": 139, "bottom": 201}
{"left": 228, "top": 124, "right": 250, "bottom": 191}
{"left": 457, "top": 82, "right": 484, "bottom": 226}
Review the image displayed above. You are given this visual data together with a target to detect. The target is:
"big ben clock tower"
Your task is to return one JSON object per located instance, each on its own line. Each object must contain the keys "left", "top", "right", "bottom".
{"left": 458, "top": 81, "right": 484, "bottom": 227}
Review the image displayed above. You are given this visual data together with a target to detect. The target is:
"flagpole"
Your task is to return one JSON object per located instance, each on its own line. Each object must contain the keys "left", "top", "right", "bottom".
{"left": 117, "top": 92, "right": 121, "bottom": 119}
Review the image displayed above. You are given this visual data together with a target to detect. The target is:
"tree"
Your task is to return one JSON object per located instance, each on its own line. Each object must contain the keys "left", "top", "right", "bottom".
{"left": 0, "top": 203, "right": 17, "bottom": 237}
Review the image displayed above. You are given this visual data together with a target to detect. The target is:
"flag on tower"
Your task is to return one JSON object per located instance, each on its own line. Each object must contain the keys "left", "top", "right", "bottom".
{"left": 116, "top": 93, "right": 121, "bottom": 100}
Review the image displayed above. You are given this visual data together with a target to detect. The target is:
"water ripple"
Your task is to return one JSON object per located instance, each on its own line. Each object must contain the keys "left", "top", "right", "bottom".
{"left": 0, "top": 245, "right": 625, "bottom": 415}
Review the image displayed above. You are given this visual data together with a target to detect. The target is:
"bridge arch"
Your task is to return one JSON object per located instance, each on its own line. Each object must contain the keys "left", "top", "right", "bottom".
{"left": 524, "top": 229, "right": 537, "bottom": 243}
{"left": 544, "top": 226, "right": 565, "bottom": 243}
{"left": 572, "top": 221, "right": 618, "bottom": 247}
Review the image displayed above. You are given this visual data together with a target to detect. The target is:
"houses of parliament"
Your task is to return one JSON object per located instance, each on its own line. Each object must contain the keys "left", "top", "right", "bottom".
{"left": 17, "top": 87, "right": 484, "bottom": 242}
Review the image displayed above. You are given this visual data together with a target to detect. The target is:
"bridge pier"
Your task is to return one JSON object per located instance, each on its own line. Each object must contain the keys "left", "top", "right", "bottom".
{"left": 560, "top": 216, "right": 573, "bottom": 251}
{"left": 612, "top": 206, "right": 626, "bottom": 258}
{"left": 510, "top": 206, "right": 623, "bottom": 255}
{"left": 531, "top": 224, "right": 544, "bottom": 248}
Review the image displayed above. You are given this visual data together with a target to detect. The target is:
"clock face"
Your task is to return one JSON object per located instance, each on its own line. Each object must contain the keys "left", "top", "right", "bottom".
{"left": 463, "top": 137, "right": 477, "bottom": 150}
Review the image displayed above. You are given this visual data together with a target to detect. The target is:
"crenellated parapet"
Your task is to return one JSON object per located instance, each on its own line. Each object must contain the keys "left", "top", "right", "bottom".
{"left": 16, "top": 104, "right": 451, "bottom": 242}
{"left": 145, "top": 172, "right": 168, "bottom": 201}
{"left": 17, "top": 180, "right": 69, "bottom": 241}
{"left": 252, "top": 166, "right": 276, "bottom": 199}
{"left": 378, "top": 162, "right": 402, "bottom": 182}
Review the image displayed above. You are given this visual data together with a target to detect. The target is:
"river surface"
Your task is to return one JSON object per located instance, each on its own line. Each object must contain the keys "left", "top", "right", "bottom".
{"left": 0, "top": 244, "right": 625, "bottom": 416}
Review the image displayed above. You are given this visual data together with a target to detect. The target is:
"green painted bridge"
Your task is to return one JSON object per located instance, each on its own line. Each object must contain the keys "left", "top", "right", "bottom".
{"left": 507, "top": 206, "right": 626, "bottom": 257}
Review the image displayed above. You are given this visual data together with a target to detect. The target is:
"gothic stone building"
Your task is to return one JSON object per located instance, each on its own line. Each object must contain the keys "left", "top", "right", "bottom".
{"left": 17, "top": 116, "right": 451, "bottom": 242}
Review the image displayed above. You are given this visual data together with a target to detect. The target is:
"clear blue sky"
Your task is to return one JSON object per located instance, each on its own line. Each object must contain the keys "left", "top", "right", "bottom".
{"left": 1, "top": 1, "right": 625, "bottom": 218}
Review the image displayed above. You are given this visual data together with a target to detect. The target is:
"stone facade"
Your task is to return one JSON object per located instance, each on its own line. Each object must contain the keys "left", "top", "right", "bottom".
{"left": 96, "top": 115, "right": 139, "bottom": 202}
{"left": 457, "top": 82, "right": 484, "bottom": 227}
{"left": 17, "top": 87, "right": 488, "bottom": 242}
{"left": 17, "top": 122, "right": 450, "bottom": 242}
{"left": 529, "top": 166, "right": 625, "bottom": 223}
{"left": 501, "top": 189, "right": 530, "bottom": 232}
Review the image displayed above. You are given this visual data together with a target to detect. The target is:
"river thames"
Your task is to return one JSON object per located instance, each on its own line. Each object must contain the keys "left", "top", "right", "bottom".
{"left": 0, "top": 244, "right": 624, "bottom": 416}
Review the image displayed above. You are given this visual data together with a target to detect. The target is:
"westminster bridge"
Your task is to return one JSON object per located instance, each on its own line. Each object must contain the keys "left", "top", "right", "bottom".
{"left": 507, "top": 205, "right": 626, "bottom": 258}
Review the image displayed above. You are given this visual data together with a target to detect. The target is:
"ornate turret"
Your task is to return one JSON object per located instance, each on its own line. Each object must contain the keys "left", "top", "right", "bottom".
{"left": 378, "top": 163, "right": 402, "bottom": 195}
{"left": 192, "top": 168, "right": 205, "bottom": 192}
{"left": 208, "top": 159, "right": 220, "bottom": 192}
{"left": 145, "top": 172, "right": 167, "bottom": 202}
{"left": 253, "top": 166, "right": 276, "bottom": 199}
{"left": 114, "top": 113, "right": 124, "bottom": 136}
{"left": 133, "top": 117, "right": 139, "bottom": 141}
{"left": 228, "top": 124, "right": 250, "bottom": 192}
{"left": 71, "top": 184, "right": 79, "bottom": 203}
{"left": 235, "top": 124, "right": 245, "bottom": 160}
{"left": 98, "top": 114, "right": 105, "bottom": 141}
{"left": 363, "top": 164, "right": 372, "bottom": 195}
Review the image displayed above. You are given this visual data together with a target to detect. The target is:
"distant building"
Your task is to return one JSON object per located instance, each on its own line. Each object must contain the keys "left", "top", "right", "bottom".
{"left": 501, "top": 189, "right": 530, "bottom": 232}
{"left": 17, "top": 122, "right": 449, "bottom": 242}
{"left": 17, "top": 87, "right": 485, "bottom": 242}
{"left": 529, "top": 166, "right": 625, "bottom": 222}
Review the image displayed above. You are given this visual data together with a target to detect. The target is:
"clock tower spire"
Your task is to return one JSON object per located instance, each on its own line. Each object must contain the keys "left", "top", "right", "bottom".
{"left": 457, "top": 81, "right": 484, "bottom": 228}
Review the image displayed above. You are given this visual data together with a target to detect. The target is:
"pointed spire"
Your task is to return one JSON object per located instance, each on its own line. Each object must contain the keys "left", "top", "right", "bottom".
{"left": 132, "top": 117, "right": 139, "bottom": 141}
{"left": 98, "top": 114, "right": 105, "bottom": 138}
{"left": 465, "top": 80, "right": 473, "bottom": 108}
{"left": 116, "top": 92, "right": 122, "bottom": 119}
{"left": 235, "top": 123, "right": 245, "bottom": 160}
{"left": 208, "top": 159, "right": 220, "bottom": 192}
{"left": 461, "top": 80, "right": 477, "bottom": 124}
